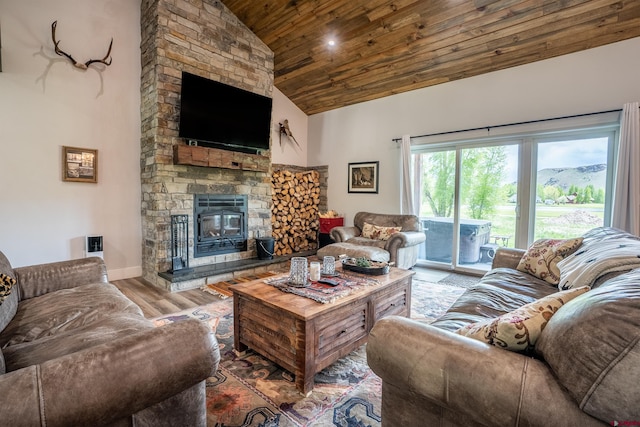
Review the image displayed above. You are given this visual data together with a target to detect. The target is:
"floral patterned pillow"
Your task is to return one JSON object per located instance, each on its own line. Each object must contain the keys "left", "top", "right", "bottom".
{"left": 0, "top": 273, "right": 16, "bottom": 305}
{"left": 456, "top": 286, "right": 590, "bottom": 352}
{"left": 516, "top": 237, "right": 584, "bottom": 284}
{"left": 361, "top": 222, "right": 402, "bottom": 241}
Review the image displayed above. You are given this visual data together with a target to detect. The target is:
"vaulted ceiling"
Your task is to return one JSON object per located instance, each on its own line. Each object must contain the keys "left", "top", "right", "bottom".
{"left": 220, "top": 0, "right": 640, "bottom": 115}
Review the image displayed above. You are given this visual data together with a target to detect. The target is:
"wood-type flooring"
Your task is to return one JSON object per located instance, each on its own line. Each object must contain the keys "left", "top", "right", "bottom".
{"left": 112, "top": 266, "right": 476, "bottom": 319}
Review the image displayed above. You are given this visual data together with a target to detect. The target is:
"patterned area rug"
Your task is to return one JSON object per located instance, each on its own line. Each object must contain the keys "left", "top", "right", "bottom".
{"left": 155, "top": 276, "right": 473, "bottom": 426}
{"left": 437, "top": 272, "right": 483, "bottom": 289}
{"left": 202, "top": 271, "right": 278, "bottom": 298}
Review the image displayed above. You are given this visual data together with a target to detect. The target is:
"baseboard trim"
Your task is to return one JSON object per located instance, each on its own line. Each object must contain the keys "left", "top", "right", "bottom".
{"left": 108, "top": 266, "right": 143, "bottom": 281}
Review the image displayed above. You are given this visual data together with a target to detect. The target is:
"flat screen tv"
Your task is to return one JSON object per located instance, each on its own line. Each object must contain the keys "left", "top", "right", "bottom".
{"left": 178, "top": 72, "right": 273, "bottom": 153}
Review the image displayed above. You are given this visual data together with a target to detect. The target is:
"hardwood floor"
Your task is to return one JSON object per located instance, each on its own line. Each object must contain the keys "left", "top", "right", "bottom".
{"left": 112, "top": 277, "right": 221, "bottom": 318}
{"left": 112, "top": 266, "right": 465, "bottom": 319}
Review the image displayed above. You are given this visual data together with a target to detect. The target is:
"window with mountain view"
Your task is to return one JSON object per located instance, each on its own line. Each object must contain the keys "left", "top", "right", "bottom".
{"left": 411, "top": 125, "right": 618, "bottom": 273}
{"left": 533, "top": 137, "right": 611, "bottom": 241}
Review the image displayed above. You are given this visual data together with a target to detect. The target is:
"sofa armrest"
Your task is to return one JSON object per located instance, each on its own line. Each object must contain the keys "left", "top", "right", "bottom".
{"left": 368, "top": 316, "right": 603, "bottom": 427}
{"left": 0, "top": 319, "right": 219, "bottom": 427}
{"left": 491, "top": 247, "right": 526, "bottom": 270}
{"left": 384, "top": 231, "right": 426, "bottom": 252}
{"left": 330, "top": 226, "right": 360, "bottom": 242}
{"left": 14, "top": 257, "right": 108, "bottom": 300}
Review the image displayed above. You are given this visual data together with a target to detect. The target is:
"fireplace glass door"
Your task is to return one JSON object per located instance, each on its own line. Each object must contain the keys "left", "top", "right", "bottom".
{"left": 199, "top": 211, "right": 243, "bottom": 240}
{"left": 194, "top": 194, "right": 248, "bottom": 257}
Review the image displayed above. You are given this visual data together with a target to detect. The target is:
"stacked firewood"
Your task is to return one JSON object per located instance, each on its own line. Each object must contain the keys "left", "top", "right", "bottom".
{"left": 271, "top": 169, "right": 320, "bottom": 255}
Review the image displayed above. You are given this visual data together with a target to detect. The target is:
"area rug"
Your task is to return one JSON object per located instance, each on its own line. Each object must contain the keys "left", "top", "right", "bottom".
{"left": 155, "top": 278, "right": 472, "bottom": 426}
{"left": 437, "top": 272, "right": 482, "bottom": 289}
{"left": 202, "top": 271, "right": 278, "bottom": 298}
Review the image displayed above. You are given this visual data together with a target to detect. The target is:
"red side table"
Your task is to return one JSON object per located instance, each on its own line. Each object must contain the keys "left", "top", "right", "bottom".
{"left": 319, "top": 217, "right": 344, "bottom": 248}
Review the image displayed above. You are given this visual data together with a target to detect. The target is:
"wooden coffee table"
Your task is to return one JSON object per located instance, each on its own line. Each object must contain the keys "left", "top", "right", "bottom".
{"left": 231, "top": 266, "right": 413, "bottom": 394}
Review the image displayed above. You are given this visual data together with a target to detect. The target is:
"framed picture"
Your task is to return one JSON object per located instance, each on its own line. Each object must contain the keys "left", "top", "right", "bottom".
{"left": 348, "top": 161, "right": 379, "bottom": 194}
{"left": 62, "top": 146, "right": 98, "bottom": 183}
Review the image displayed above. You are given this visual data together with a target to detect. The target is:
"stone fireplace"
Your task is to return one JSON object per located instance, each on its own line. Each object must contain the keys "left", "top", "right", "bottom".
{"left": 140, "top": 0, "right": 275, "bottom": 291}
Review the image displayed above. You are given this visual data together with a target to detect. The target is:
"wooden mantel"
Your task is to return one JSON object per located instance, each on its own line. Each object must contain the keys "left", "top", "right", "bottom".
{"left": 173, "top": 144, "right": 270, "bottom": 172}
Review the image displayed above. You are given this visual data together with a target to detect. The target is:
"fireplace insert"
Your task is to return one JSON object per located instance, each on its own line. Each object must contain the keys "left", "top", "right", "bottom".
{"left": 194, "top": 194, "right": 248, "bottom": 257}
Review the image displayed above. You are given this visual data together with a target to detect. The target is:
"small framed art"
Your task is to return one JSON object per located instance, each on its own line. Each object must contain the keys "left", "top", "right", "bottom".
{"left": 348, "top": 161, "right": 379, "bottom": 194}
{"left": 62, "top": 146, "right": 98, "bottom": 183}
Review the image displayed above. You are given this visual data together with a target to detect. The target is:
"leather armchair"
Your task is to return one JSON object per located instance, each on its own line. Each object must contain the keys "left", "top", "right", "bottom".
{"left": 329, "top": 212, "right": 426, "bottom": 269}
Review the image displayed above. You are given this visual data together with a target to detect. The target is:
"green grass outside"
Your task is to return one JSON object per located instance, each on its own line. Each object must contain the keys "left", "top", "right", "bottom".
{"left": 422, "top": 203, "right": 605, "bottom": 248}
{"left": 476, "top": 204, "right": 604, "bottom": 245}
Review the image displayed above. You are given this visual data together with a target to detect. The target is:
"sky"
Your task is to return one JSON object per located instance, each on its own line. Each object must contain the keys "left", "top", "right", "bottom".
{"left": 537, "top": 138, "right": 609, "bottom": 169}
{"left": 503, "top": 137, "right": 609, "bottom": 183}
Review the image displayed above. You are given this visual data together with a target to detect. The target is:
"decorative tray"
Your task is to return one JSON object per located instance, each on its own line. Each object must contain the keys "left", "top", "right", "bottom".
{"left": 341, "top": 258, "right": 390, "bottom": 275}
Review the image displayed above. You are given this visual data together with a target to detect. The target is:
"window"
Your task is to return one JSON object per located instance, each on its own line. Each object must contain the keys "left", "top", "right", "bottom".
{"left": 410, "top": 113, "right": 619, "bottom": 273}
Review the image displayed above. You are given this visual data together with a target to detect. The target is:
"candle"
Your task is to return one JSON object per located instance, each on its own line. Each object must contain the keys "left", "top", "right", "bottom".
{"left": 309, "top": 261, "right": 321, "bottom": 281}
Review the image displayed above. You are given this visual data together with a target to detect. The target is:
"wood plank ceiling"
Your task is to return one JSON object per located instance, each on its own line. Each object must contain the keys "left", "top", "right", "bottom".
{"left": 220, "top": 0, "right": 640, "bottom": 115}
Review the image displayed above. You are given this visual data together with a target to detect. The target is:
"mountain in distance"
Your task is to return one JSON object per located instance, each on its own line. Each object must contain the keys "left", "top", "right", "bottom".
{"left": 537, "top": 164, "right": 607, "bottom": 191}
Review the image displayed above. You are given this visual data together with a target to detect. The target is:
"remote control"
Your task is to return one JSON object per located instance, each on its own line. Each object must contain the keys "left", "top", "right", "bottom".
{"left": 318, "top": 278, "right": 339, "bottom": 286}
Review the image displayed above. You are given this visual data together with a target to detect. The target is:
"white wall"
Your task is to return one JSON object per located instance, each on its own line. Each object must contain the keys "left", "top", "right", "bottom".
{"left": 308, "top": 37, "right": 640, "bottom": 226}
{"left": 0, "top": 0, "right": 142, "bottom": 279}
{"left": 271, "top": 87, "right": 308, "bottom": 166}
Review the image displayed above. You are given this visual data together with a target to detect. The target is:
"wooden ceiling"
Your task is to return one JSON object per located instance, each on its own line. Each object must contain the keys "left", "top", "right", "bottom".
{"left": 220, "top": 0, "right": 640, "bottom": 115}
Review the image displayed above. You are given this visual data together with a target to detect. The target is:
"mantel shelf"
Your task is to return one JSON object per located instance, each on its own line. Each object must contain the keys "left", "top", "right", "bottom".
{"left": 173, "top": 144, "right": 270, "bottom": 172}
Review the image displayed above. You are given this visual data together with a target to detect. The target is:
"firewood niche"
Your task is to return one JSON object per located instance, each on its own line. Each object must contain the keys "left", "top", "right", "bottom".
{"left": 271, "top": 169, "right": 320, "bottom": 256}
{"left": 173, "top": 144, "right": 270, "bottom": 172}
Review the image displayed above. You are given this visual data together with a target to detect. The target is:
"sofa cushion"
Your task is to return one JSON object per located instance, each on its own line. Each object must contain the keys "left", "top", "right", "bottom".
{"left": 353, "top": 211, "right": 420, "bottom": 232}
{"left": 317, "top": 242, "right": 390, "bottom": 263}
{"left": 0, "top": 282, "right": 152, "bottom": 371}
{"left": 0, "top": 252, "right": 18, "bottom": 375}
{"left": 516, "top": 237, "right": 583, "bottom": 284}
{"left": 557, "top": 226, "right": 640, "bottom": 290}
{"left": 0, "top": 273, "right": 16, "bottom": 305}
{"left": 431, "top": 268, "right": 559, "bottom": 332}
{"left": 0, "top": 291, "right": 19, "bottom": 375}
{"left": 346, "top": 236, "right": 387, "bottom": 249}
{"left": 361, "top": 222, "right": 402, "bottom": 241}
{"left": 535, "top": 269, "right": 640, "bottom": 423}
{"left": 456, "top": 286, "right": 589, "bottom": 351}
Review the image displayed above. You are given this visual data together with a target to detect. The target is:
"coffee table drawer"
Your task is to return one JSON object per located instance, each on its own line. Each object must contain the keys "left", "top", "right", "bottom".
{"left": 374, "top": 285, "right": 409, "bottom": 320}
{"left": 315, "top": 301, "right": 368, "bottom": 360}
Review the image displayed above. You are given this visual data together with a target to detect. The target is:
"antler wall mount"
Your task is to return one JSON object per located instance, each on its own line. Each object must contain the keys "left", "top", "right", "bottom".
{"left": 51, "top": 20, "right": 113, "bottom": 70}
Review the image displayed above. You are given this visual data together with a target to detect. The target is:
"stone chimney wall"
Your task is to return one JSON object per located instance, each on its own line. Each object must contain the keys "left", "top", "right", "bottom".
{"left": 140, "top": 0, "right": 275, "bottom": 289}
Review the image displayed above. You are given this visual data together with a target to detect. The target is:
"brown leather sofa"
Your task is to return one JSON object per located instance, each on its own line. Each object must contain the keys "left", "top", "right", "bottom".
{"left": 368, "top": 227, "right": 640, "bottom": 426}
{"left": 326, "top": 212, "right": 426, "bottom": 269}
{"left": 0, "top": 251, "right": 220, "bottom": 426}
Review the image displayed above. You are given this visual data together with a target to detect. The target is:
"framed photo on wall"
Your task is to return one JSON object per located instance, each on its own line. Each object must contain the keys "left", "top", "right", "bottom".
{"left": 348, "top": 161, "right": 379, "bottom": 194}
{"left": 62, "top": 146, "right": 98, "bottom": 183}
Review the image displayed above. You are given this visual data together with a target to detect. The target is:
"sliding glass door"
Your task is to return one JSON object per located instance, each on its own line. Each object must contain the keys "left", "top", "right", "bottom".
{"left": 413, "top": 129, "right": 617, "bottom": 273}
{"left": 417, "top": 144, "right": 519, "bottom": 272}
{"left": 419, "top": 150, "right": 455, "bottom": 264}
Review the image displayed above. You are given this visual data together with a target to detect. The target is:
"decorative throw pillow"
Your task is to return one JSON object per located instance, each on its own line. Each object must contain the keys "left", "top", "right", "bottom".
{"left": 361, "top": 222, "right": 402, "bottom": 241}
{"left": 0, "top": 273, "right": 16, "bottom": 305}
{"left": 516, "top": 237, "right": 584, "bottom": 285}
{"left": 456, "top": 286, "right": 590, "bottom": 352}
